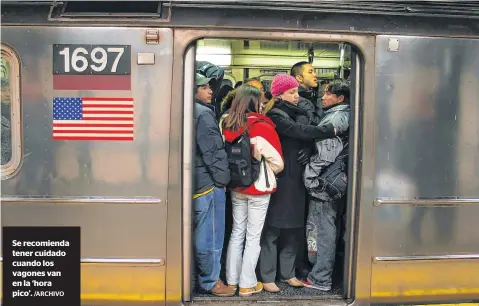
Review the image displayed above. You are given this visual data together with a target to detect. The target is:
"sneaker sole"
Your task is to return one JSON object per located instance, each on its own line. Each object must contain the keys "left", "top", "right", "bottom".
{"left": 279, "top": 279, "right": 304, "bottom": 287}
{"left": 239, "top": 287, "right": 263, "bottom": 297}
{"left": 211, "top": 292, "right": 236, "bottom": 297}
{"left": 303, "top": 283, "right": 331, "bottom": 291}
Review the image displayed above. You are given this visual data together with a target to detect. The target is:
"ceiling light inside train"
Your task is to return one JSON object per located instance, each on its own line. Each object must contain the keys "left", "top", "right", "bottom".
{"left": 195, "top": 46, "right": 232, "bottom": 66}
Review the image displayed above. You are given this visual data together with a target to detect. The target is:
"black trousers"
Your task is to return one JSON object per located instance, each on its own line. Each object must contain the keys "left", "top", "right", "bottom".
{"left": 295, "top": 195, "right": 311, "bottom": 274}
{"left": 258, "top": 225, "right": 303, "bottom": 283}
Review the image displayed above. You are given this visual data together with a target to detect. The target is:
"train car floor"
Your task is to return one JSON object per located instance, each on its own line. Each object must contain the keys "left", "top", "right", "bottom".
{"left": 187, "top": 299, "right": 347, "bottom": 306}
{"left": 193, "top": 280, "right": 343, "bottom": 301}
{"left": 191, "top": 197, "right": 346, "bottom": 303}
{"left": 192, "top": 256, "right": 344, "bottom": 302}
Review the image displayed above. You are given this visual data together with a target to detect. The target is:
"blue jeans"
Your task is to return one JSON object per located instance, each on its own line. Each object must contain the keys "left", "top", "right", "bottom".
{"left": 193, "top": 187, "right": 226, "bottom": 291}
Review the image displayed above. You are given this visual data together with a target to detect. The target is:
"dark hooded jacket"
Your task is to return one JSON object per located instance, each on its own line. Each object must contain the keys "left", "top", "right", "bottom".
{"left": 265, "top": 100, "right": 335, "bottom": 228}
{"left": 194, "top": 100, "right": 230, "bottom": 194}
{"left": 298, "top": 86, "right": 322, "bottom": 125}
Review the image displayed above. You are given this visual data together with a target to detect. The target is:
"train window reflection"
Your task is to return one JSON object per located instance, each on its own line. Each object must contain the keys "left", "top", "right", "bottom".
{"left": 1, "top": 45, "right": 22, "bottom": 179}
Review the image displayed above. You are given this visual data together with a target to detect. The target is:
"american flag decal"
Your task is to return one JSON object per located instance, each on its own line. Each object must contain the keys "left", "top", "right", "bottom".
{"left": 52, "top": 97, "right": 134, "bottom": 141}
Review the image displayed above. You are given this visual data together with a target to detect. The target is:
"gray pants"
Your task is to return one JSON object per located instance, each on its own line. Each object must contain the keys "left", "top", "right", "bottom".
{"left": 307, "top": 196, "right": 345, "bottom": 288}
{"left": 259, "top": 225, "right": 302, "bottom": 283}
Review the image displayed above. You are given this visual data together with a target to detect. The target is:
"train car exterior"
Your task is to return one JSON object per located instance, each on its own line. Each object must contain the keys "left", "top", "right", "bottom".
{"left": 1, "top": 1, "right": 479, "bottom": 306}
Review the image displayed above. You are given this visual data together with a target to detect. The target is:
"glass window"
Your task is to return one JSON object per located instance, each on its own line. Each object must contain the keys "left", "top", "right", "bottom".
{"left": 1, "top": 45, "right": 22, "bottom": 178}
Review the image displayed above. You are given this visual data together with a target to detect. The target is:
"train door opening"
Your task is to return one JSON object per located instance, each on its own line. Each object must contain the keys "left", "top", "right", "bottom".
{"left": 183, "top": 37, "right": 361, "bottom": 303}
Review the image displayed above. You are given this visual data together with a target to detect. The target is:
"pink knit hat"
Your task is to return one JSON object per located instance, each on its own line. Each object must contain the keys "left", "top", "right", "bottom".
{"left": 270, "top": 74, "right": 299, "bottom": 97}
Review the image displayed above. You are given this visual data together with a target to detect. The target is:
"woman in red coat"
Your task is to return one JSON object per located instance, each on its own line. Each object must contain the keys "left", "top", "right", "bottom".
{"left": 221, "top": 84, "right": 284, "bottom": 297}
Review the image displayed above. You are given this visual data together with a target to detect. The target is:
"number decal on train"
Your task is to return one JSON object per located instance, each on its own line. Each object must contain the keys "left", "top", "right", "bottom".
{"left": 52, "top": 44, "right": 131, "bottom": 75}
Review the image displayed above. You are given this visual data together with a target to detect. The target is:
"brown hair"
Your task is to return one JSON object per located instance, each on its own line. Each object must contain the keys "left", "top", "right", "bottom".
{"left": 263, "top": 98, "right": 275, "bottom": 114}
{"left": 223, "top": 84, "right": 261, "bottom": 131}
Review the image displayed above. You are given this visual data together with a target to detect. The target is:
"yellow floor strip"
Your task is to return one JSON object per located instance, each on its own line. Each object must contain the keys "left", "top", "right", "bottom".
{"left": 415, "top": 304, "right": 479, "bottom": 306}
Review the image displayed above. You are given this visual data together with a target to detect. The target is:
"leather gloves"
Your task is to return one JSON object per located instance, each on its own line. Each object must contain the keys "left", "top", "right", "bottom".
{"left": 297, "top": 147, "right": 312, "bottom": 166}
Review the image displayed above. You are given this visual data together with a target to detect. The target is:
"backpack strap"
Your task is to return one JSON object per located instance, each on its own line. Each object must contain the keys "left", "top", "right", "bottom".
{"left": 262, "top": 155, "right": 270, "bottom": 188}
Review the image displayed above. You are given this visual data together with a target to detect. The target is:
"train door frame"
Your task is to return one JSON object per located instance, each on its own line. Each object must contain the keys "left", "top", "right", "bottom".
{"left": 167, "top": 29, "right": 376, "bottom": 306}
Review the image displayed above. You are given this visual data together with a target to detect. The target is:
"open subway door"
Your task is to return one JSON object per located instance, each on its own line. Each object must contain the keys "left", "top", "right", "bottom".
{"left": 183, "top": 37, "right": 361, "bottom": 305}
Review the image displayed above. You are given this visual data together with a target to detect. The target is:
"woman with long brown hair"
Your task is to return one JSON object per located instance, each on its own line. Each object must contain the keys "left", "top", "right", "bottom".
{"left": 221, "top": 84, "right": 284, "bottom": 297}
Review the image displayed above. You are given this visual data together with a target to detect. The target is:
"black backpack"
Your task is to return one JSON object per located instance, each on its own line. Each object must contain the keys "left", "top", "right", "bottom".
{"left": 317, "top": 142, "right": 349, "bottom": 200}
{"left": 223, "top": 120, "right": 270, "bottom": 189}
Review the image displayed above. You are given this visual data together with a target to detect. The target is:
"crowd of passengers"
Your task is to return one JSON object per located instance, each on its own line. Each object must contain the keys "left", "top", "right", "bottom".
{"left": 193, "top": 61, "right": 351, "bottom": 297}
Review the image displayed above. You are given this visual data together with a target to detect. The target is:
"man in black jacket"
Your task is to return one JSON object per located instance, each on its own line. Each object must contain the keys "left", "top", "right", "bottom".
{"left": 291, "top": 61, "right": 322, "bottom": 124}
{"left": 193, "top": 73, "right": 234, "bottom": 296}
{"left": 290, "top": 61, "right": 323, "bottom": 278}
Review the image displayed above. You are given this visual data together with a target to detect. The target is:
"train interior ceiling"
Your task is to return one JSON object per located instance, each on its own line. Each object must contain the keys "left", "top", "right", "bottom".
{"left": 191, "top": 38, "right": 353, "bottom": 301}
{"left": 195, "top": 38, "right": 351, "bottom": 94}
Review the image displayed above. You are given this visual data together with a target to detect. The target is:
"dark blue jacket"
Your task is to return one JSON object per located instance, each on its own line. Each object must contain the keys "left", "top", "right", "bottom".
{"left": 194, "top": 100, "right": 230, "bottom": 194}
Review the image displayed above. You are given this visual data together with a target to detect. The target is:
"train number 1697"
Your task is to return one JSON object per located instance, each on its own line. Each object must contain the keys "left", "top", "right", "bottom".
{"left": 52, "top": 44, "right": 131, "bottom": 75}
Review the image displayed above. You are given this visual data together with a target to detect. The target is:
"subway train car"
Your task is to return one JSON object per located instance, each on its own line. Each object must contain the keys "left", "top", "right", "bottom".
{"left": 1, "top": 1, "right": 479, "bottom": 306}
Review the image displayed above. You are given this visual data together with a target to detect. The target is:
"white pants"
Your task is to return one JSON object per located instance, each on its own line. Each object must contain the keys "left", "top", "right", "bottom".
{"left": 226, "top": 191, "right": 270, "bottom": 288}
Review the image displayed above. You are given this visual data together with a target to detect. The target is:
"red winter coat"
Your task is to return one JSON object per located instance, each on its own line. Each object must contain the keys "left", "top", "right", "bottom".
{"left": 221, "top": 113, "right": 284, "bottom": 195}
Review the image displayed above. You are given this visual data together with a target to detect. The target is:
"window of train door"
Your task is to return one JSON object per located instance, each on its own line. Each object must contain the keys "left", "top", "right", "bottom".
{"left": 1, "top": 45, "right": 22, "bottom": 179}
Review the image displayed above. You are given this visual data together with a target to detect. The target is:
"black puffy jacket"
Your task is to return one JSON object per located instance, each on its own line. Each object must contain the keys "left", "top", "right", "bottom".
{"left": 265, "top": 101, "right": 335, "bottom": 228}
{"left": 298, "top": 86, "right": 322, "bottom": 125}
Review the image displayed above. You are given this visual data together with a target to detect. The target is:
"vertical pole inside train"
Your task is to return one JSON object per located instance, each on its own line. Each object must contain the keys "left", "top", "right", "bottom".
{"left": 343, "top": 48, "right": 361, "bottom": 300}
